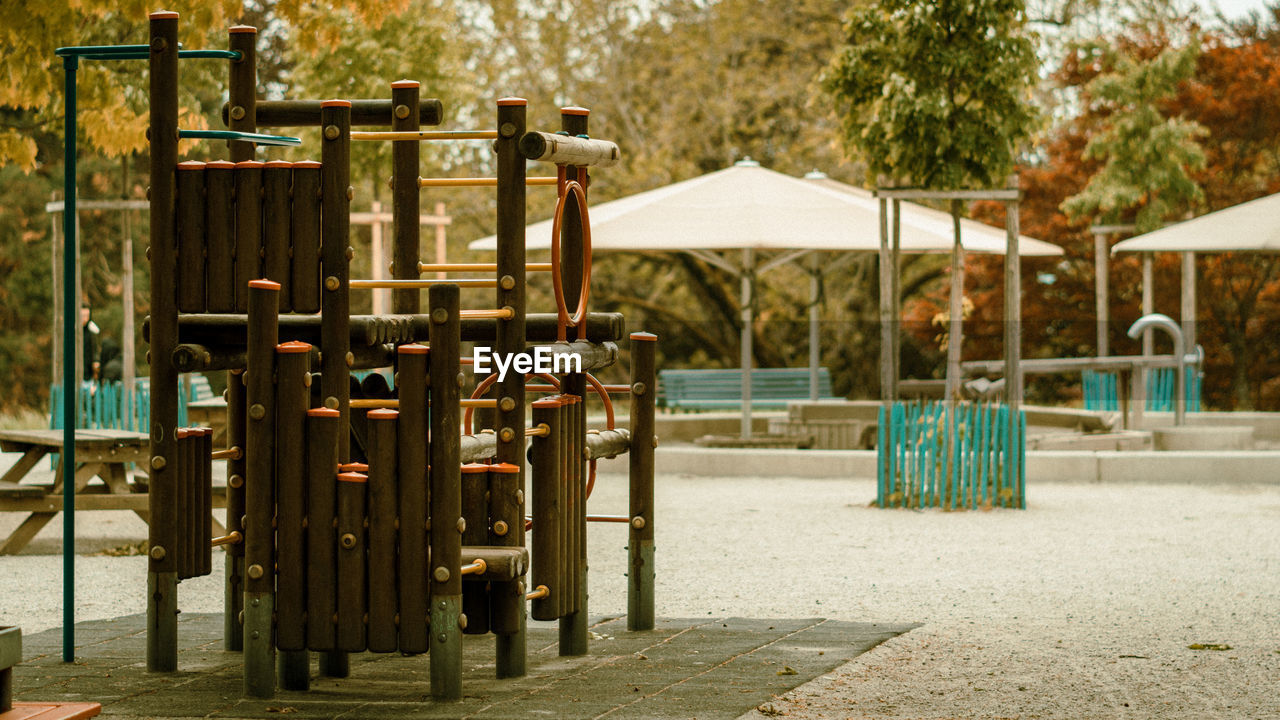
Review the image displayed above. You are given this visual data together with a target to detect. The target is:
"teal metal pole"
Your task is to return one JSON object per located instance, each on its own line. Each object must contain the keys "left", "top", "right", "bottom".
{"left": 61, "top": 54, "right": 78, "bottom": 664}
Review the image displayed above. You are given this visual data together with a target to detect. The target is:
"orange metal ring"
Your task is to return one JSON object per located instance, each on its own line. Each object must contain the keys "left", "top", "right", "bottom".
{"left": 462, "top": 372, "right": 562, "bottom": 435}
{"left": 550, "top": 167, "right": 592, "bottom": 342}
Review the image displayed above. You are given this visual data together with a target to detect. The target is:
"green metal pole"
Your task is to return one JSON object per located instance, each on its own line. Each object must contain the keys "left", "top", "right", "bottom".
{"left": 61, "top": 54, "right": 78, "bottom": 664}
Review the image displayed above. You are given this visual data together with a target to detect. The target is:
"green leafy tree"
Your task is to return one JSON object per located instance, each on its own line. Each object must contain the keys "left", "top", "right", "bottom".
{"left": 822, "top": 0, "right": 1040, "bottom": 189}
{"left": 1062, "top": 40, "right": 1206, "bottom": 232}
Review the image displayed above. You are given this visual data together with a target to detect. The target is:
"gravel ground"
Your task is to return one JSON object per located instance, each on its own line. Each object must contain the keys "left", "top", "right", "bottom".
{"left": 2, "top": 453, "right": 1278, "bottom": 719}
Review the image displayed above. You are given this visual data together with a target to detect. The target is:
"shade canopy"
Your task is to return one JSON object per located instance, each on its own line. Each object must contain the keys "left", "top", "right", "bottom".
{"left": 1112, "top": 192, "right": 1280, "bottom": 253}
{"left": 469, "top": 161, "right": 1062, "bottom": 256}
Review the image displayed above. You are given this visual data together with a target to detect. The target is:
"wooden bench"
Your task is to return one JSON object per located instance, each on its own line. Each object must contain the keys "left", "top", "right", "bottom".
{"left": 658, "top": 368, "right": 837, "bottom": 411}
{"left": 0, "top": 429, "right": 225, "bottom": 555}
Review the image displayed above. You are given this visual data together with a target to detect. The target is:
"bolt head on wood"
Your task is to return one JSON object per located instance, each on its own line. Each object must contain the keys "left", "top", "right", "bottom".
{"left": 340, "top": 533, "right": 357, "bottom": 549}
{"left": 230, "top": 105, "right": 246, "bottom": 121}
{"left": 151, "top": 37, "right": 168, "bottom": 51}
{"left": 499, "top": 122, "right": 517, "bottom": 138}
{"left": 631, "top": 516, "right": 646, "bottom": 530}
{"left": 394, "top": 104, "right": 411, "bottom": 119}
{"left": 456, "top": 517, "right": 466, "bottom": 533}
{"left": 346, "top": 244, "right": 355, "bottom": 259}
{"left": 499, "top": 397, "right": 516, "bottom": 412}
{"left": 346, "top": 186, "right": 354, "bottom": 201}
{"left": 150, "top": 545, "right": 166, "bottom": 560}
{"left": 493, "top": 520, "right": 508, "bottom": 536}
{"left": 516, "top": 489, "right": 525, "bottom": 505}
{"left": 500, "top": 274, "right": 516, "bottom": 290}
{"left": 247, "top": 564, "right": 264, "bottom": 579}
{"left": 433, "top": 567, "right": 450, "bottom": 582}
{"left": 249, "top": 403, "right": 266, "bottom": 420}
{"left": 432, "top": 308, "right": 449, "bottom": 324}
{"left": 150, "top": 455, "right": 166, "bottom": 470}
{"left": 325, "top": 276, "right": 340, "bottom": 291}
{"left": 632, "top": 381, "right": 647, "bottom": 396}
{"left": 325, "top": 396, "right": 339, "bottom": 410}
{"left": 229, "top": 474, "right": 244, "bottom": 489}
{"left": 345, "top": 351, "right": 355, "bottom": 367}
{"left": 458, "top": 614, "right": 468, "bottom": 630}
{"left": 324, "top": 124, "right": 340, "bottom": 140}
{"left": 653, "top": 435, "right": 660, "bottom": 448}
{"left": 499, "top": 427, "right": 515, "bottom": 442}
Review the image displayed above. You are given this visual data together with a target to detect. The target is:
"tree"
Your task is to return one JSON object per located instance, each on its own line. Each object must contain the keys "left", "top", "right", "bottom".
{"left": 822, "top": 0, "right": 1040, "bottom": 189}
{"left": 1061, "top": 40, "right": 1206, "bottom": 232}
{"left": 0, "top": 0, "right": 412, "bottom": 170}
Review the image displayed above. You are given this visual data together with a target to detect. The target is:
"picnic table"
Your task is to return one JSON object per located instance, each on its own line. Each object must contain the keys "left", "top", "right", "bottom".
{"left": 0, "top": 429, "right": 222, "bottom": 555}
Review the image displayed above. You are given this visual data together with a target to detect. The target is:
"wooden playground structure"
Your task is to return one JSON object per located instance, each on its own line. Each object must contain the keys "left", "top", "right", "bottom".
{"left": 104, "top": 10, "right": 659, "bottom": 701}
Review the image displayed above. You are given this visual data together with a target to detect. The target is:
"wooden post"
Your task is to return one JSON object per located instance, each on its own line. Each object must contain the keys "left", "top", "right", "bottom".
{"left": 428, "top": 283, "right": 462, "bottom": 701}
{"left": 391, "top": 80, "right": 421, "bottom": 314}
{"left": 945, "top": 200, "right": 965, "bottom": 403}
{"left": 435, "top": 201, "right": 448, "bottom": 278}
{"left": 1094, "top": 231, "right": 1109, "bottom": 356}
{"left": 274, "top": 341, "right": 310, "bottom": 690}
{"left": 243, "top": 279, "right": 280, "bottom": 698}
{"left": 370, "top": 201, "right": 386, "bottom": 316}
{"left": 878, "top": 197, "right": 892, "bottom": 406}
{"left": 1003, "top": 186, "right": 1023, "bottom": 506}
{"left": 529, "top": 398, "right": 562, "bottom": 622}
{"left": 320, "top": 100, "right": 352, "bottom": 461}
{"left": 224, "top": 22, "right": 257, "bottom": 654}
{"left": 146, "top": 9, "right": 181, "bottom": 675}
{"left": 628, "top": 332, "right": 657, "bottom": 631}
{"left": 304, "top": 408, "right": 340, "bottom": 653}
{"left": 558, "top": 106, "right": 591, "bottom": 655}
{"left": 493, "top": 97, "right": 528, "bottom": 678}
{"left": 395, "top": 344, "right": 429, "bottom": 654}
{"left": 366, "top": 408, "right": 399, "bottom": 653}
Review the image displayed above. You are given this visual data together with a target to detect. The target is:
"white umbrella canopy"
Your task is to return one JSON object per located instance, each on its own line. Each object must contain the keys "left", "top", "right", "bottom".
{"left": 468, "top": 160, "right": 1060, "bottom": 438}
{"left": 1111, "top": 192, "right": 1280, "bottom": 253}
{"left": 469, "top": 160, "right": 1062, "bottom": 255}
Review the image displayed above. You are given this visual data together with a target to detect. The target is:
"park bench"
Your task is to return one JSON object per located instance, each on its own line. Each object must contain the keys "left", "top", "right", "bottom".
{"left": 658, "top": 367, "right": 837, "bottom": 411}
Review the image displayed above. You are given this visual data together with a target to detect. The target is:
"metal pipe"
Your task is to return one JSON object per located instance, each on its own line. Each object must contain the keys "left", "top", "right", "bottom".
{"left": 352, "top": 130, "right": 498, "bottom": 141}
{"left": 525, "top": 585, "right": 550, "bottom": 601}
{"left": 460, "top": 559, "right": 488, "bottom": 575}
{"left": 350, "top": 278, "right": 497, "bottom": 289}
{"left": 211, "top": 447, "right": 242, "bottom": 461}
{"left": 349, "top": 398, "right": 496, "bottom": 409}
{"left": 1127, "top": 313, "right": 1186, "bottom": 425}
{"left": 211, "top": 531, "right": 243, "bottom": 547}
{"left": 418, "top": 176, "right": 557, "bottom": 188}
{"left": 418, "top": 262, "right": 552, "bottom": 273}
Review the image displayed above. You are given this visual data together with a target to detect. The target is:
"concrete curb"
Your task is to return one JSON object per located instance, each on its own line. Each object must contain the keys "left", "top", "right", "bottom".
{"left": 596, "top": 446, "right": 1280, "bottom": 484}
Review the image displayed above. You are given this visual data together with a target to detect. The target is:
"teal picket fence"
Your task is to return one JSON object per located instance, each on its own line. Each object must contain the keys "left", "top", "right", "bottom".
{"left": 1081, "top": 368, "right": 1201, "bottom": 412}
{"left": 876, "top": 400, "right": 1026, "bottom": 510}
{"left": 50, "top": 375, "right": 211, "bottom": 431}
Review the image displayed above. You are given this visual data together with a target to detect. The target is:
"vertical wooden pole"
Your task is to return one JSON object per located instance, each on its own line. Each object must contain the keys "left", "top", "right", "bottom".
{"left": 391, "top": 80, "right": 420, "bottom": 314}
{"left": 1003, "top": 188, "right": 1023, "bottom": 508}
{"left": 396, "top": 344, "right": 430, "bottom": 653}
{"left": 428, "top": 283, "right": 462, "bottom": 701}
{"left": 878, "top": 197, "right": 892, "bottom": 407}
{"left": 262, "top": 161, "right": 293, "bottom": 312}
{"left": 739, "top": 249, "right": 753, "bottom": 439}
{"left": 366, "top": 408, "right": 399, "bottom": 653}
{"left": 274, "top": 341, "right": 310, "bottom": 690}
{"left": 628, "top": 332, "right": 657, "bottom": 631}
{"left": 146, "top": 9, "right": 180, "bottom": 674}
{"left": 945, "top": 200, "right": 964, "bottom": 404}
{"left": 370, "top": 201, "right": 386, "bottom": 316}
{"left": 304, "top": 408, "right": 339, "bottom": 652}
{"left": 891, "top": 199, "right": 902, "bottom": 398}
{"left": 224, "top": 25, "right": 256, "bottom": 654}
{"left": 244, "top": 279, "right": 280, "bottom": 698}
{"left": 434, "top": 201, "right": 448, "bottom": 278}
{"left": 321, "top": 101, "right": 352, "bottom": 462}
{"left": 335, "top": 471, "right": 367, "bottom": 652}
{"left": 461, "top": 464, "right": 492, "bottom": 635}
{"left": 494, "top": 96, "right": 528, "bottom": 678}
{"left": 529, "top": 398, "right": 562, "bottom": 622}
{"left": 1094, "top": 232, "right": 1109, "bottom": 357}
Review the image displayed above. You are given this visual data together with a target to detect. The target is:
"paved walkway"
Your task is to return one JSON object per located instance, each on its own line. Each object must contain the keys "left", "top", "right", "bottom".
{"left": 13, "top": 613, "right": 913, "bottom": 719}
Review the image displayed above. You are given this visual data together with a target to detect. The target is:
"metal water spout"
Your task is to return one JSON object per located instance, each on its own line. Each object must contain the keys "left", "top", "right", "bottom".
{"left": 1127, "top": 313, "right": 1185, "bottom": 425}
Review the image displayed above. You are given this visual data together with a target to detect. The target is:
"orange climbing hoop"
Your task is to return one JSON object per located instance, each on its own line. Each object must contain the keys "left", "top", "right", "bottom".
{"left": 550, "top": 165, "right": 592, "bottom": 342}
